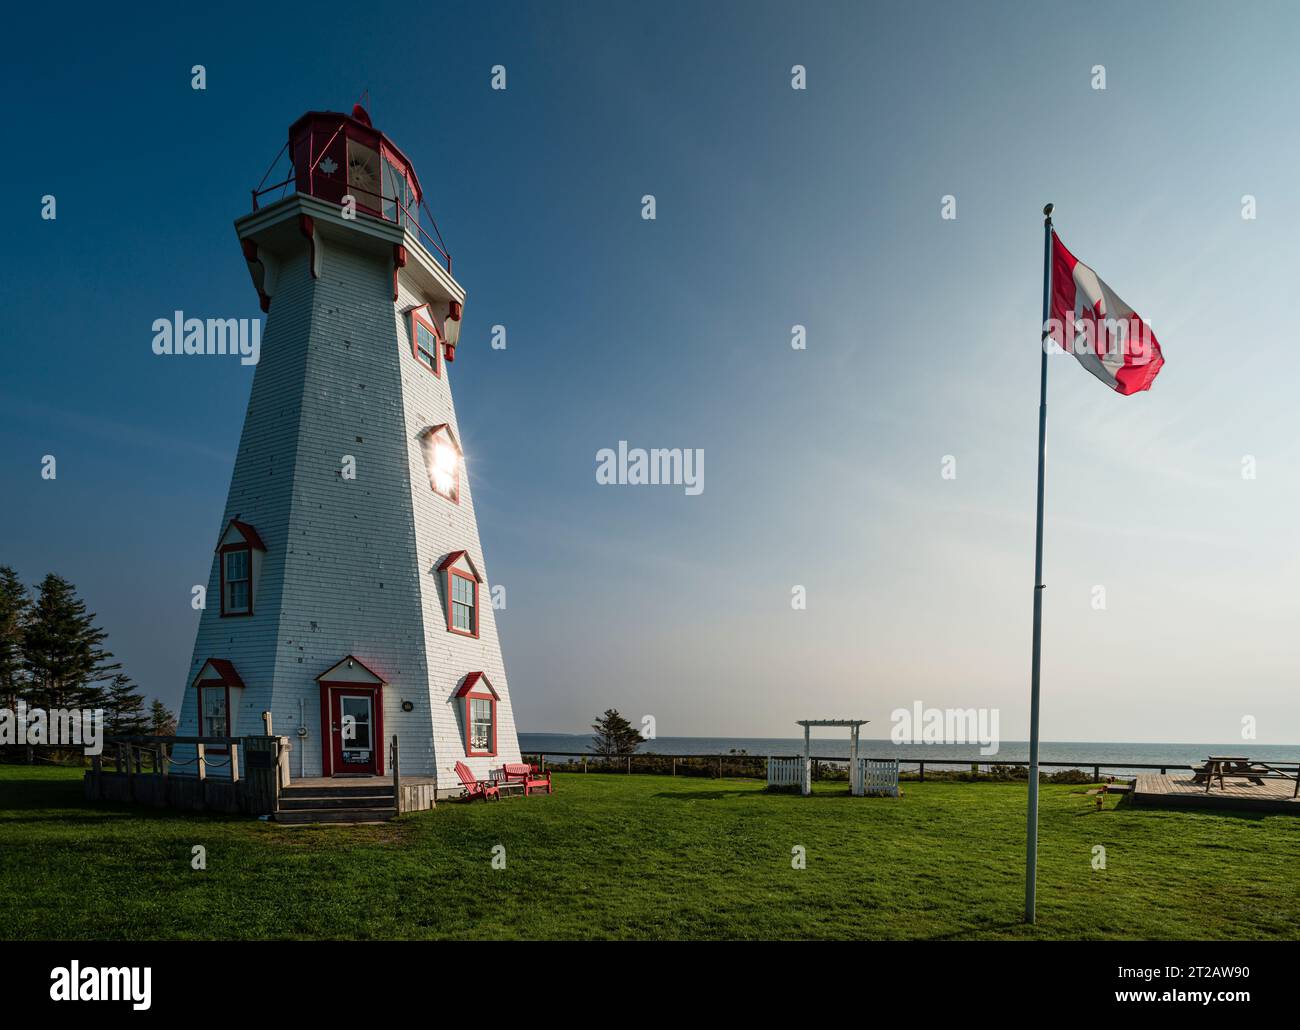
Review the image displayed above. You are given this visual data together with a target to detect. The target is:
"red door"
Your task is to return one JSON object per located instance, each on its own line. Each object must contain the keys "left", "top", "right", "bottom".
{"left": 326, "top": 687, "right": 380, "bottom": 775}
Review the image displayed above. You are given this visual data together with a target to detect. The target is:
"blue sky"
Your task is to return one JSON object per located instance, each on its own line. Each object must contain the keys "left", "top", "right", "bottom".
{"left": 4, "top": 1, "right": 1299, "bottom": 743}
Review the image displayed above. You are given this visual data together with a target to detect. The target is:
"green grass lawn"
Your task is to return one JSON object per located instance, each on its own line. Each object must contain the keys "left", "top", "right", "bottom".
{"left": 1, "top": 765, "right": 1296, "bottom": 940}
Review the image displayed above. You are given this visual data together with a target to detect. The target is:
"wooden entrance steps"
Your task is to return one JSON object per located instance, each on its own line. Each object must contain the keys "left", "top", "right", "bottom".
{"left": 274, "top": 782, "right": 397, "bottom": 824}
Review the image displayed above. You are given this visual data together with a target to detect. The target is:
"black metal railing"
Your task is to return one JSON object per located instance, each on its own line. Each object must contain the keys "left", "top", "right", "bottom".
{"left": 250, "top": 132, "right": 453, "bottom": 274}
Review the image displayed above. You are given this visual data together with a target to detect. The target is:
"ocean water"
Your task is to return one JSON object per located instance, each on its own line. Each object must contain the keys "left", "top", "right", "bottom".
{"left": 519, "top": 734, "right": 1300, "bottom": 776}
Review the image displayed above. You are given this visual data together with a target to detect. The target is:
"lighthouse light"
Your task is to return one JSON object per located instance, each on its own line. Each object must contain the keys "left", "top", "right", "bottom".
{"left": 346, "top": 139, "right": 381, "bottom": 211}
{"left": 422, "top": 424, "right": 462, "bottom": 502}
{"left": 434, "top": 443, "right": 458, "bottom": 493}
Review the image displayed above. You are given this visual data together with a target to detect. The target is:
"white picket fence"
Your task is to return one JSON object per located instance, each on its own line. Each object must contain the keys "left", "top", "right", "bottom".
{"left": 856, "top": 758, "right": 900, "bottom": 797}
{"left": 767, "top": 756, "right": 806, "bottom": 790}
{"left": 770, "top": 755, "right": 898, "bottom": 797}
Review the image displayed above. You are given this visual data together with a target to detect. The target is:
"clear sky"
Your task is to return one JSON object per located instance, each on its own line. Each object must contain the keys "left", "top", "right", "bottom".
{"left": 3, "top": 1, "right": 1298, "bottom": 744}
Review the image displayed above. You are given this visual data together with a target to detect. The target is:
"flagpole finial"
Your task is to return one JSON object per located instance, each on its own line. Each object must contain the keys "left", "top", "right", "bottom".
{"left": 1043, "top": 202, "right": 1054, "bottom": 219}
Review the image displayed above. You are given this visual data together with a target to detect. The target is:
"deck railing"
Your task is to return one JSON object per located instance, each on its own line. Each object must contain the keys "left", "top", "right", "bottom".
{"left": 98, "top": 735, "right": 247, "bottom": 782}
{"left": 86, "top": 733, "right": 291, "bottom": 815}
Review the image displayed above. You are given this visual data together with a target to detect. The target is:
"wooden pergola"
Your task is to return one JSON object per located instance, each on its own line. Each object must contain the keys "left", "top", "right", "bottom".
{"left": 797, "top": 719, "right": 869, "bottom": 796}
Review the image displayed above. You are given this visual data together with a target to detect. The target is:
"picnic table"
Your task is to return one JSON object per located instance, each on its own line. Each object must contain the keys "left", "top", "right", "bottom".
{"left": 1192, "top": 756, "right": 1267, "bottom": 792}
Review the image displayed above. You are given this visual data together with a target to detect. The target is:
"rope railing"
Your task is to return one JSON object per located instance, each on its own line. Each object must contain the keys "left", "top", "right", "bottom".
{"left": 100, "top": 735, "right": 248, "bottom": 784}
{"left": 87, "top": 728, "right": 291, "bottom": 815}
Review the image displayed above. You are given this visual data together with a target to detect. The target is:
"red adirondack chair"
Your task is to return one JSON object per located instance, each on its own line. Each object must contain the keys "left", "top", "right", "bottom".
{"left": 455, "top": 761, "right": 500, "bottom": 801}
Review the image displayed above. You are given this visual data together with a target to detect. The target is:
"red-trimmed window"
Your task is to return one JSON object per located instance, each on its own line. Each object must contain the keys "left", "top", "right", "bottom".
{"left": 448, "top": 568, "right": 478, "bottom": 637}
{"left": 410, "top": 306, "right": 442, "bottom": 377}
{"left": 456, "top": 673, "right": 499, "bottom": 758}
{"left": 468, "top": 696, "right": 495, "bottom": 755}
{"left": 221, "top": 547, "right": 251, "bottom": 616}
{"left": 191, "top": 658, "right": 244, "bottom": 756}
{"left": 421, "top": 424, "right": 461, "bottom": 503}
{"left": 438, "top": 551, "right": 483, "bottom": 636}
{"left": 216, "top": 519, "right": 264, "bottom": 618}
{"left": 200, "top": 686, "right": 229, "bottom": 737}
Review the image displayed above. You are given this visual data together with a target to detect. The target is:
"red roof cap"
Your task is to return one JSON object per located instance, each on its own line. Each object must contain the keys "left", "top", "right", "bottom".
{"left": 454, "top": 672, "right": 497, "bottom": 698}
{"left": 437, "top": 550, "right": 483, "bottom": 581}
{"left": 194, "top": 658, "right": 245, "bottom": 689}
{"left": 225, "top": 519, "right": 267, "bottom": 551}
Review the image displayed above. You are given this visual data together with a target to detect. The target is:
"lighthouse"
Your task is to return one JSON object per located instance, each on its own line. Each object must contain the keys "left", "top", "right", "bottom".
{"left": 177, "top": 104, "right": 520, "bottom": 794}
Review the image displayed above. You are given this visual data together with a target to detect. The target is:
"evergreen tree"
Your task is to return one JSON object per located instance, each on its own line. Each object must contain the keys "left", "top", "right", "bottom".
{"left": 591, "top": 708, "right": 644, "bottom": 757}
{"left": 149, "top": 699, "right": 177, "bottom": 736}
{"left": 104, "top": 674, "right": 149, "bottom": 737}
{"left": 0, "top": 566, "right": 29, "bottom": 710}
{"left": 22, "top": 574, "right": 119, "bottom": 711}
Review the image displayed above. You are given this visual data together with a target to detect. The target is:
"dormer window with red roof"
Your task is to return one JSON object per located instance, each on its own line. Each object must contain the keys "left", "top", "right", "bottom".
{"left": 192, "top": 658, "right": 245, "bottom": 753}
{"left": 455, "top": 673, "right": 498, "bottom": 757}
{"left": 409, "top": 305, "right": 442, "bottom": 377}
{"left": 217, "top": 519, "right": 266, "bottom": 617}
{"left": 420, "top": 424, "right": 461, "bottom": 503}
{"left": 438, "top": 551, "right": 483, "bottom": 638}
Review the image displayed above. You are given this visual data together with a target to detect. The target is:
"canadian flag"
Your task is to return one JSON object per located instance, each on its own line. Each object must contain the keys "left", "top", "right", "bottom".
{"left": 1049, "top": 232, "right": 1164, "bottom": 395}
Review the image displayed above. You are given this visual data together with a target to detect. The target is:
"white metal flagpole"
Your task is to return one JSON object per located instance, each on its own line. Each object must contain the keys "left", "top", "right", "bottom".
{"left": 1025, "top": 202, "right": 1054, "bottom": 924}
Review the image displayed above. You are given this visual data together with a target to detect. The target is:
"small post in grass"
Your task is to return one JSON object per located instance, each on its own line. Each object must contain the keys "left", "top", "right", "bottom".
{"left": 391, "top": 734, "right": 400, "bottom": 814}
{"left": 803, "top": 723, "right": 811, "bottom": 796}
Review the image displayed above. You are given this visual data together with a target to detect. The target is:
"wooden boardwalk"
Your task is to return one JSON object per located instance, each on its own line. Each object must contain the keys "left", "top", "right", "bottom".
{"left": 1132, "top": 773, "right": 1300, "bottom": 814}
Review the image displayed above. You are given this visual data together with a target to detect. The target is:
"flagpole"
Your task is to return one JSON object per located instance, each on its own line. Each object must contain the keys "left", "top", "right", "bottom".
{"left": 1025, "top": 202, "right": 1053, "bottom": 924}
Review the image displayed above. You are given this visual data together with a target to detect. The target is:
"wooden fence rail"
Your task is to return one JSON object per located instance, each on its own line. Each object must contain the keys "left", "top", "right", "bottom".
{"left": 520, "top": 750, "right": 1276, "bottom": 782}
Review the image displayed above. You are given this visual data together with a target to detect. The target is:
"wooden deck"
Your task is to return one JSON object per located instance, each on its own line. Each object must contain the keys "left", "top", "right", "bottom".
{"left": 287, "top": 775, "right": 437, "bottom": 789}
{"left": 1132, "top": 773, "right": 1300, "bottom": 814}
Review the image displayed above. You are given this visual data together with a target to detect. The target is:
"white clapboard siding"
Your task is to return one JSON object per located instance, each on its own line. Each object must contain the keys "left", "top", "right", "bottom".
{"left": 178, "top": 196, "right": 521, "bottom": 794}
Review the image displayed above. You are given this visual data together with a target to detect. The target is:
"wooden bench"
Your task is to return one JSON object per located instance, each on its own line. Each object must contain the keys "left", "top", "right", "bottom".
{"left": 502, "top": 762, "right": 553, "bottom": 796}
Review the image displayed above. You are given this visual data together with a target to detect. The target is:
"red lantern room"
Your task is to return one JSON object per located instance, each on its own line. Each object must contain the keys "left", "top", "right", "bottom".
{"left": 288, "top": 104, "right": 422, "bottom": 225}
{"left": 243, "top": 99, "right": 461, "bottom": 360}
{"left": 250, "top": 102, "right": 453, "bottom": 276}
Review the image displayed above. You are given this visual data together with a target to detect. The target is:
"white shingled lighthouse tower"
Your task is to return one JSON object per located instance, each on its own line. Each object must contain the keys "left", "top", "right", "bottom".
{"left": 177, "top": 104, "right": 520, "bottom": 793}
